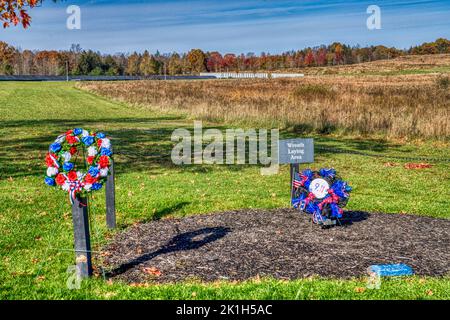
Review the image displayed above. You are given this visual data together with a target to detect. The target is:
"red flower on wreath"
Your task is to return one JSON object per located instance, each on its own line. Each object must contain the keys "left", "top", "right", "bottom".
{"left": 67, "top": 171, "right": 78, "bottom": 181}
{"left": 86, "top": 156, "right": 95, "bottom": 164}
{"left": 45, "top": 153, "right": 55, "bottom": 167}
{"left": 66, "top": 129, "right": 73, "bottom": 135}
{"left": 66, "top": 135, "right": 78, "bottom": 145}
{"left": 97, "top": 139, "right": 103, "bottom": 148}
{"left": 55, "top": 174, "right": 66, "bottom": 186}
{"left": 84, "top": 174, "right": 97, "bottom": 184}
{"left": 69, "top": 146, "right": 77, "bottom": 155}
{"left": 99, "top": 155, "right": 109, "bottom": 168}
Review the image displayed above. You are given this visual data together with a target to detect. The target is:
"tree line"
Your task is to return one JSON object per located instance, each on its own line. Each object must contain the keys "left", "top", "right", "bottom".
{"left": 0, "top": 38, "right": 449, "bottom": 76}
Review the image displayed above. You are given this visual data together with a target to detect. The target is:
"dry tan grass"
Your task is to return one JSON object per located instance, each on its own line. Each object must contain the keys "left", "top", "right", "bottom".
{"left": 79, "top": 55, "right": 450, "bottom": 139}
{"left": 288, "top": 54, "right": 450, "bottom": 75}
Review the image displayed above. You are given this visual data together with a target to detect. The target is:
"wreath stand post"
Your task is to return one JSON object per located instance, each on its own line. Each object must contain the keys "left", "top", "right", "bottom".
{"left": 46, "top": 129, "right": 115, "bottom": 278}
{"left": 105, "top": 148, "right": 116, "bottom": 229}
{"left": 71, "top": 195, "right": 93, "bottom": 278}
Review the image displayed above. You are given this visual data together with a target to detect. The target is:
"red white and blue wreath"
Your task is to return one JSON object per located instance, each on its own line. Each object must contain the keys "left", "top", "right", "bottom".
{"left": 291, "top": 168, "right": 352, "bottom": 224}
{"left": 44, "top": 128, "right": 112, "bottom": 204}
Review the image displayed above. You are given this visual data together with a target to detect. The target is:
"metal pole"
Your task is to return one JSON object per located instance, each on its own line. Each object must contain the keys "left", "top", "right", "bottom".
{"left": 66, "top": 60, "right": 69, "bottom": 82}
{"left": 71, "top": 196, "right": 92, "bottom": 278}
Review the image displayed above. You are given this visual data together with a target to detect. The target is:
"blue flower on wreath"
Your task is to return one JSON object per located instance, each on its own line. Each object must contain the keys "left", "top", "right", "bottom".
{"left": 45, "top": 177, "right": 55, "bottom": 186}
{"left": 91, "top": 183, "right": 103, "bottom": 191}
{"left": 330, "top": 180, "right": 351, "bottom": 199}
{"left": 302, "top": 169, "right": 314, "bottom": 179}
{"left": 330, "top": 203, "right": 343, "bottom": 218}
{"left": 82, "top": 136, "right": 94, "bottom": 146}
{"left": 100, "top": 147, "right": 112, "bottom": 156}
{"left": 306, "top": 202, "right": 320, "bottom": 215}
{"left": 73, "top": 128, "right": 83, "bottom": 136}
{"left": 49, "top": 142, "right": 61, "bottom": 153}
{"left": 63, "top": 162, "right": 74, "bottom": 172}
{"left": 319, "top": 168, "right": 336, "bottom": 179}
{"left": 88, "top": 166, "right": 99, "bottom": 177}
{"left": 96, "top": 132, "right": 106, "bottom": 139}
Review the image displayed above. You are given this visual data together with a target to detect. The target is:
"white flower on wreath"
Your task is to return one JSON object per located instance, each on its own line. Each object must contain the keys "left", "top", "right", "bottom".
{"left": 100, "top": 168, "right": 109, "bottom": 177}
{"left": 84, "top": 184, "right": 92, "bottom": 191}
{"left": 46, "top": 167, "right": 58, "bottom": 177}
{"left": 55, "top": 135, "right": 65, "bottom": 144}
{"left": 82, "top": 130, "right": 90, "bottom": 137}
{"left": 101, "top": 138, "right": 111, "bottom": 149}
{"left": 87, "top": 146, "right": 97, "bottom": 157}
{"left": 76, "top": 171, "right": 83, "bottom": 179}
{"left": 63, "top": 151, "right": 72, "bottom": 162}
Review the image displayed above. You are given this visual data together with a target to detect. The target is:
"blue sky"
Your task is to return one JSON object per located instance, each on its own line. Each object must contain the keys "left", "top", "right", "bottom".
{"left": 1, "top": 0, "right": 450, "bottom": 54}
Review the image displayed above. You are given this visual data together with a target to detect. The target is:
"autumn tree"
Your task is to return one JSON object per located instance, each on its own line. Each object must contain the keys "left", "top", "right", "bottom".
{"left": 186, "top": 49, "right": 206, "bottom": 73}
{"left": 139, "top": 50, "right": 158, "bottom": 76}
{"left": 0, "top": 0, "right": 41, "bottom": 28}
{"left": 435, "top": 38, "right": 450, "bottom": 53}
{"left": 0, "top": 41, "right": 16, "bottom": 74}
{"left": 330, "top": 42, "right": 343, "bottom": 65}
{"left": 304, "top": 50, "right": 315, "bottom": 66}
{"left": 19, "top": 49, "right": 35, "bottom": 74}
{"left": 206, "top": 51, "right": 223, "bottom": 72}
{"left": 126, "top": 52, "right": 141, "bottom": 75}
{"left": 168, "top": 53, "right": 182, "bottom": 75}
{"left": 31, "top": 50, "right": 60, "bottom": 75}
{"left": 223, "top": 53, "right": 237, "bottom": 71}
{"left": 315, "top": 47, "right": 327, "bottom": 66}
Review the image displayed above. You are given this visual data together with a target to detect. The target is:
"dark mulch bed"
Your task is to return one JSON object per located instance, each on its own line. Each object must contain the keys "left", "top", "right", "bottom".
{"left": 101, "top": 209, "right": 450, "bottom": 283}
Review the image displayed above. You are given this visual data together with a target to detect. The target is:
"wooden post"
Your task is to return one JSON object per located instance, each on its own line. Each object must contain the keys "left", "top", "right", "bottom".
{"left": 290, "top": 163, "right": 299, "bottom": 203}
{"left": 105, "top": 156, "right": 116, "bottom": 229}
{"left": 71, "top": 196, "right": 92, "bottom": 278}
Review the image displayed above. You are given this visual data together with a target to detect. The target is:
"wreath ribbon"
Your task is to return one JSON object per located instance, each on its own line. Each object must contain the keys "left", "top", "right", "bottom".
{"left": 69, "top": 180, "right": 85, "bottom": 205}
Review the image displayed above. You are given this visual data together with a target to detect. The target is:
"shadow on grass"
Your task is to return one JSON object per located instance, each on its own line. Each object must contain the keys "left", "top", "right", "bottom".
{"left": 0, "top": 117, "right": 281, "bottom": 178}
{"left": 152, "top": 202, "right": 191, "bottom": 220}
{"left": 106, "top": 226, "right": 231, "bottom": 278}
{"left": 1, "top": 116, "right": 412, "bottom": 179}
{"left": 0, "top": 116, "right": 183, "bottom": 129}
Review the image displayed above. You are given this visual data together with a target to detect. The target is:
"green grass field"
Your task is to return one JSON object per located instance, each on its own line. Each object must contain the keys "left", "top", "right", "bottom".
{"left": 0, "top": 82, "right": 449, "bottom": 300}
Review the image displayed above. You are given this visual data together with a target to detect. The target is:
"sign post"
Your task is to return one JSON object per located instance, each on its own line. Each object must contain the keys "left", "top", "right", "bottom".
{"left": 71, "top": 196, "right": 93, "bottom": 278}
{"left": 278, "top": 138, "right": 314, "bottom": 203}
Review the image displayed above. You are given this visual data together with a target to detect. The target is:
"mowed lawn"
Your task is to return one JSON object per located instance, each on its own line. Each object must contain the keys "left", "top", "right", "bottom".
{"left": 0, "top": 82, "right": 449, "bottom": 300}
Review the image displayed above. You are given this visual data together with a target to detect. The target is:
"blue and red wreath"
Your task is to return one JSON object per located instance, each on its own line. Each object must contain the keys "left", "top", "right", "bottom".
{"left": 44, "top": 128, "right": 113, "bottom": 204}
{"left": 291, "top": 168, "right": 352, "bottom": 224}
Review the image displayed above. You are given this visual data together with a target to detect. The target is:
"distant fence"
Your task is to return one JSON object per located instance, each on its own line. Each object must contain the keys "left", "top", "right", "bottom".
{"left": 0, "top": 73, "right": 305, "bottom": 81}
{"left": 200, "top": 72, "right": 304, "bottom": 79}
{"left": 0, "top": 75, "right": 216, "bottom": 82}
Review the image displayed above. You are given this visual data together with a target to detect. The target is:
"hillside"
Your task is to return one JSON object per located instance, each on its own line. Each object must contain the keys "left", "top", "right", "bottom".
{"left": 292, "top": 54, "right": 450, "bottom": 76}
